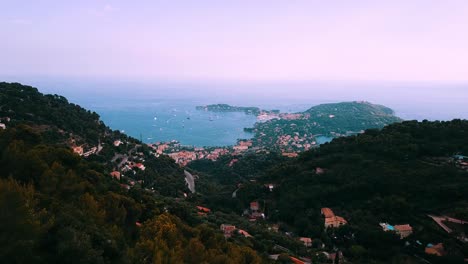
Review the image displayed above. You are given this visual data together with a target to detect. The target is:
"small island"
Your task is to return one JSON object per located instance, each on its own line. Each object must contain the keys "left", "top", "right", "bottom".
{"left": 196, "top": 104, "right": 279, "bottom": 115}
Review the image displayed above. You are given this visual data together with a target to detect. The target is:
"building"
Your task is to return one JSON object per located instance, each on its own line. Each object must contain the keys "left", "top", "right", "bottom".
{"left": 264, "top": 183, "right": 275, "bottom": 192}
{"left": 220, "top": 224, "right": 236, "bottom": 238}
{"left": 196, "top": 206, "right": 211, "bottom": 216}
{"left": 282, "top": 152, "right": 299, "bottom": 158}
{"left": 237, "top": 229, "right": 252, "bottom": 238}
{"left": 321, "top": 208, "right": 335, "bottom": 218}
{"left": 72, "top": 146, "right": 84, "bottom": 156}
{"left": 324, "top": 216, "right": 348, "bottom": 228}
{"left": 321, "top": 208, "right": 347, "bottom": 228}
{"left": 110, "top": 171, "right": 121, "bottom": 180}
{"left": 380, "top": 223, "right": 413, "bottom": 239}
{"left": 0, "top": 123, "right": 6, "bottom": 129}
{"left": 300, "top": 237, "right": 312, "bottom": 247}
{"left": 425, "top": 243, "right": 446, "bottom": 256}
{"left": 250, "top": 201, "right": 260, "bottom": 211}
{"left": 394, "top": 224, "right": 413, "bottom": 239}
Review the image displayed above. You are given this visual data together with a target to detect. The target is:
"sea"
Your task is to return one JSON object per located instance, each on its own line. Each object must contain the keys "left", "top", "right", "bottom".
{"left": 4, "top": 77, "right": 468, "bottom": 147}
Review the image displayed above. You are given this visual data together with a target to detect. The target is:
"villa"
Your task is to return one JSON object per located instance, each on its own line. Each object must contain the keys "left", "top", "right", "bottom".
{"left": 380, "top": 223, "right": 413, "bottom": 239}
{"left": 321, "top": 208, "right": 347, "bottom": 228}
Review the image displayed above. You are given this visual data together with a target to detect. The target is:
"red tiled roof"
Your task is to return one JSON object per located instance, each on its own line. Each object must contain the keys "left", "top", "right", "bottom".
{"left": 196, "top": 206, "right": 211, "bottom": 213}
{"left": 321, "top": 208, "right": 335, "bottom": 218}
{"left": 289, "top": 256, "right": 306, "bottom": 264}
{"left": 394, "top": 224, "right": 412, "bottom": 232}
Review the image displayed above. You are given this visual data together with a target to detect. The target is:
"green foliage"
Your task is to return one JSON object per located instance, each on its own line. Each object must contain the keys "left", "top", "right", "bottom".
{"left": 0, "top": 83, "right": 264, "bottom": 263}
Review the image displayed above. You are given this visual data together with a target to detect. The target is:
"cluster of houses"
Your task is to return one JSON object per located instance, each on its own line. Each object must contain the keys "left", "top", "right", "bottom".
{"left": 256, "top": 112, "right": 309, "bottom": 122}
{"left": 149, "top": 140, "right": 255, "bottom": 166}
{"left": 220, "top": 224, "right": 252, "bottom": 238}
{"left": 276, "top": 133, "right": 317, "bottom": 154}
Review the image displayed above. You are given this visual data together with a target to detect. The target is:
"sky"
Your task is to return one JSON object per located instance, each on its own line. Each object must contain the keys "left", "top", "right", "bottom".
{"left": 1, "top": 0, "right": 468, "bottom": 83}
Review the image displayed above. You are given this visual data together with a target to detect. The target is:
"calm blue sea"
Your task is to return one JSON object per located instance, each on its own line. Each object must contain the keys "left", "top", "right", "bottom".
{"left": 89, "top": 99, "right": 258, "bottom": 146}
{"left": 3, "top": 77, "right": 468, "bottom": 147}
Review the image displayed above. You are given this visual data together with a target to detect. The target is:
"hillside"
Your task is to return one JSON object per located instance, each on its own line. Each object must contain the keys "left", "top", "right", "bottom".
{"left": 304, "top": 101, "right": 400, "bottom": 132}
{"left": 193, "top": 120, "right": 468, "bottom": 263}
{"left": 2, "top": 82, "right": 468, "bottom": 263}
{"left": 0, "top": 82, "right": 265, "bottom": 263}
{"left": 249, "top": 101, "right": 403, "bottom": 152}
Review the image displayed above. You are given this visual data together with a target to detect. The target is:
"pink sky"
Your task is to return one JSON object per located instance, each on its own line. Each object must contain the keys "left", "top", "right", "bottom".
{"left": 1, "top": 0, "right": 468, "bottom": 82}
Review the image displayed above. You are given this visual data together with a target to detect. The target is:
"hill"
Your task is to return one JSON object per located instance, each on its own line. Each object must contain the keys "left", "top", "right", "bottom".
{"left": 228, "top": 120, "right": 468, "bottom": 263}
{"left": 0, "top": 82, "right": 264, "bottom": 263}
{"left": 249, "top": 101, "right": 402, "bottom": 153}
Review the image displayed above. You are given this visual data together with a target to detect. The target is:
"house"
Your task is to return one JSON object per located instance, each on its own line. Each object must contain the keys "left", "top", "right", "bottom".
{"left": 249, "top": 201, "right": 264, "bottom": 220}
{"left": 321, "top": 208, "right": 335, "bottom": 218}
{"left": 425, "top": 243, "right": 446, "bottom": 256}
{"left": 380, "top": 223, "right": 413, "bottom": 239}
{"left": 394, "top": 224, "right": 413, "bottom": 239}
{"left": 110, "top": 171, "right": 121, "bottom": 180}
{"left": 196, "top": 206, "right": 211, "bottom": 216}
{"left": 233, "top": 145, "right": 249, "bottom": 151}
{"left": 72, "top": 146, "right": 84, "bottom": 156}
{"left": 113, "top": 140, "right": 123, "bottom": 146}
{"left": 134, "top": 163, "right": 146, "bottom": 171}
{"left": 264, "top": 183, "right": 275, "bottom": 192}
{"left": 299, "top": 237, "right": 312, "bottom": 247}
{"left": 321, "top": 208, "right": 347, "bottom": 228}
{"left": 289, "top": 256, "right": 309, "bottom": 264}
{"left": 220, "top": 224, "right": 236, "bottom": 238}
{"left": 250, "top": 201, "right": 260, "bottom": 211}
{"left": 324, "top": 216, "right": 348, "bottom": 228}
{"left": 237, "top": 229, "right": 252, "bottom": 238}
{"left": 0, "top": 123, "right": 6, "bottom": 129}
{"left": 282, "top": 152, "right": 298, "bottom": 158}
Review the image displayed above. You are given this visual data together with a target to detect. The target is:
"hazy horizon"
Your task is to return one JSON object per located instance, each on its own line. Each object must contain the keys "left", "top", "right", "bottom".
{"left": 2, "top": 1, "right": 468, "bottom": 82}
{"left": 2, "top": 76, "right": 468, "bottom": 122}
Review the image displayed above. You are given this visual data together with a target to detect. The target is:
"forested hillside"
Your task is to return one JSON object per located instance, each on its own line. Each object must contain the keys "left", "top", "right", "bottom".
{"left": 0, "top": 83, "right": 264, "bottom": 263}
{"left": 218, "top": 120, "right": 468, "bottom": 263}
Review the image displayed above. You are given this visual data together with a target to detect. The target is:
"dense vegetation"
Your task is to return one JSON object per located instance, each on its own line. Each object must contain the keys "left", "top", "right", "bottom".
{"left": 2, "top": 82, "right": 467, "bottom": 263}
{"left": 196, "top": 104, "right": 279, "bottom": 115}
{"left": 0, "top": 83, "right": 264, "bottom": 263}
{"left": 250, "top": 101, "right": 402, "bottom": 149}
{"left": 191, "top": 120, "right": 468, "bottom": 263}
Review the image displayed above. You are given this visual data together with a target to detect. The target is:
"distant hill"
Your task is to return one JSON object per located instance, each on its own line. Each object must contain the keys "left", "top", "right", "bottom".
{"left": 249, "top": 101, "right": 403, "bottom": 152}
